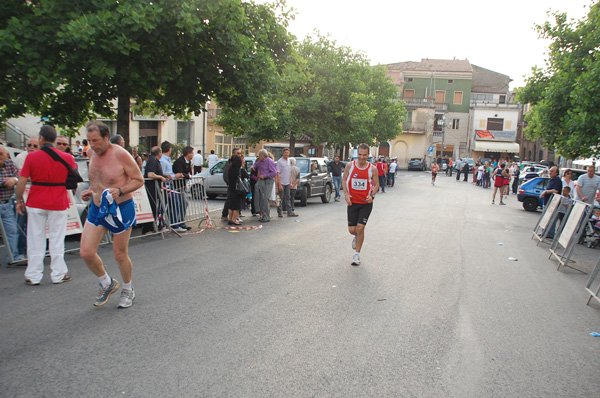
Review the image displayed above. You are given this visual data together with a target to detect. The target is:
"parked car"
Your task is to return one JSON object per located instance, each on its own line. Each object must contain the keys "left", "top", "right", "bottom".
{"left": 293, "top": 157, "right": 333, "bottom": 206}
{"left": 517, "top": 177, "right": 549, "bottom": 211}
{"left": 190, "top": 157, "right": 256, "bottom": 199}
{"left": 408, "top": 158, "right": 426, "bottom": 171}
{"left": 461, "top": 157, "right": 475, "bottom": 168}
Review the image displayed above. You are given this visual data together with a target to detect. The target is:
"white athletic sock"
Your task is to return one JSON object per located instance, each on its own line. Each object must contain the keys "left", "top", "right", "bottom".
{"left": 99, "top": 273, "right": 111, "bottom": 289}
{"left": 123, "top": 281, "right": 133, "bottom": 291}
{"left": 355, "top": 251, "right": 360, "bottom": 256}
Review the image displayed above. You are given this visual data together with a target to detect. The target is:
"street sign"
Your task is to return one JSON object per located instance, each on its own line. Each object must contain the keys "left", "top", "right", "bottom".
{"left": 428, "top": 146, "right": 434, "bottom": 153}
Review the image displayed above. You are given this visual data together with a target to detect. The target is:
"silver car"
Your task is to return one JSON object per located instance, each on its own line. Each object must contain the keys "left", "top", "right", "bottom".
{"left": 190, "top": 157, "right": 256, "bottom": 199}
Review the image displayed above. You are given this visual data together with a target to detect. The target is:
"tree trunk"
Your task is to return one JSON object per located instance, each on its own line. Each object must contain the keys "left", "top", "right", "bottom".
{"left": 289, "top": 132, "right": 296, "bottom": 155}
{"left": 117, "top": 90, "right": 131, "bottom": 148}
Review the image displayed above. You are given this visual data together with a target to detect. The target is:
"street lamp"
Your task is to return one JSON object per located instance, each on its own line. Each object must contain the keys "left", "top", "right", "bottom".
{"left": 437, "top": 116, "right": 445, "bottom": 158}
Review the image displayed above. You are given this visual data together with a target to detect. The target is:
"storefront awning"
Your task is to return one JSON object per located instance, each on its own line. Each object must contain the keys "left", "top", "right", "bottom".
{"left": 473, "top": 141, "right": 520, "bottom": 153}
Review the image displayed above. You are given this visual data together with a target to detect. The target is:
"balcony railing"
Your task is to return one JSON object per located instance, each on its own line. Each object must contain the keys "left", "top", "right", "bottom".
{"left": 402, "top": 122, "right": 427, "bottom": 133}
{"left": 470, "top": 101, "right": 519, "bottom": 109}
{"left": 399, "top": 97, "right": 448, "bottom": 111}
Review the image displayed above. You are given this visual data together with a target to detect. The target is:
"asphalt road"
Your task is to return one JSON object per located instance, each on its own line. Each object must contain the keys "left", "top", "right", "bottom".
{"left": 1, "top": 170, "right": 599, "bottom": 397}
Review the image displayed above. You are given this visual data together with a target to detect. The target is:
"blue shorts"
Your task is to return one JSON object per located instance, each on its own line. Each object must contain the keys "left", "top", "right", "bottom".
{"left": 87, "top": 198, "right": 136, "bottom": 234}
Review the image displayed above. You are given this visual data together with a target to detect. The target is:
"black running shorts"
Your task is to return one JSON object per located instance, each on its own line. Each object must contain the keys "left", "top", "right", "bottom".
{"left": 347, "top": 203, "right": 373, "bottom": 226}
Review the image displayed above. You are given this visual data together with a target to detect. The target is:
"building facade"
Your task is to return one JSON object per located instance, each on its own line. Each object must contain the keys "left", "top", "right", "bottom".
{"left": 385, "top": 59, "right": 473, "bottom": 168}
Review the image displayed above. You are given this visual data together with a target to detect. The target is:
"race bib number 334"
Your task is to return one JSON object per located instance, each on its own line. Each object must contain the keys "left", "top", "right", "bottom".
{"left": 352, "top": 178, "right": 368, "bottom": 190}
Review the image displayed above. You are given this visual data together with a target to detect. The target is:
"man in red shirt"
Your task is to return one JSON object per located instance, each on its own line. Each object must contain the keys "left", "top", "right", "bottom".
{"left": 342, "top": 143, "right": 379, "bottom": 266}
{"left": 376, "top": 158, "right": 388, "bottom": 193}
{"left": 16, "top": 125, "right": 75, "bottom": 285}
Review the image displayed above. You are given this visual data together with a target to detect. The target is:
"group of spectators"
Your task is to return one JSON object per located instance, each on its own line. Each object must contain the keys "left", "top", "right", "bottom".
{"left": 221, "top": 147, "right": 300, "bottom": 225}
{"left": 374, "top": 158, "right": 398, "bottom": 193}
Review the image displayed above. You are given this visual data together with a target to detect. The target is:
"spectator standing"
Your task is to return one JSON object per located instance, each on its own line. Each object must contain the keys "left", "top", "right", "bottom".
{"left": 388, "top": 159, "right": 397, "bottom": 187}
{"left": 253, "top": 148, "right": 277, "bottom": 222}
{"left": 226, "top": 155, "right": 248, "bottom": 225}
{"left": 328, "top": 155, "right": 344, "bottom": 202}
{"left": 82, "top": 139, "right": 90, "bottom": 156}
{"left": 15, "top": 126, "right": 74, "bottom": 285}
{"left": 289, "top": 157, "right": 300, "bottom": 215}
{"left": 575, "top": 165, "right": 600, "bottom": 204}
{"left": 561, "top": 169, "right": 575, "bottom": 197}
{"left": 110, "top": 134, "right": 125, "bottom": 147}
{"left": 376, "top": 158, "right": 387, "bottom": 193}
{"left": 143, "top": 146, "right": 167, "bottom": 234}
{"left": 131, "top": 147, "right": 143, "bottom": 171}
{"left": 540, "top": 166, "right": 562, "bottom": 238}
{"left": 220, "top": 148, "right": 242, "bottom": 221}
{"left": 172, "top": 146, "right": 194, "bottom": 231}
{"left": 462, "top": 161, "right": 470, "bottom": 182}
{"left": 207, "top": 150, "right": 219, "bottom": 169}
{"left": 455, "top": 158, "right": 462, "bottom": 181}
{"left": 276, "top": 148, "right": 298, "bottom": 217}
{"left": 56, "top": 135, "right": 69, "bottom": 152}
{"left": 14, "top": 137, "right": 39, "bottom": 170}
{"left": 0, "top": 145, "right": 24, "bottom": 263}
{"left": 192, "top": 150, "right": 203, "bottom": 174}
{"left": 491, "top": 163, "right": 506, "bottom": 205}
{"left": 76, "top": 140, "right": 83, "bottom": 156}
{"left": 159, "top": 141, "right": 186, "bottom": 232}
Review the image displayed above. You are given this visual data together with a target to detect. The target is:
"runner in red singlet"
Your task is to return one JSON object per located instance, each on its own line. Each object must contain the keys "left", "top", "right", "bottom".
{"left": 342, "top": 143, "right": 379, "bottom": 266}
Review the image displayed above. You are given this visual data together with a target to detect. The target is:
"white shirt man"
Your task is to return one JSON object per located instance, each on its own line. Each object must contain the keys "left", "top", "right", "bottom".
{"left": 207, "top": 151, "right": 219, "bottom": 169}
{"left": 575, "top": 165, "right": 600, "bottom": 204}
{"left": 192, "top": 150, "right": 203, "bottom": 174}
{"left": 15, "top": 137, "right": 39, "bottom": 170}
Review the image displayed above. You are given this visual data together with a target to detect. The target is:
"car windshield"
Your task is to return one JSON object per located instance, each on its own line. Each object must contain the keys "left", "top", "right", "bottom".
{"left": 296, "top": 158, "right": 310, "bottom": 173}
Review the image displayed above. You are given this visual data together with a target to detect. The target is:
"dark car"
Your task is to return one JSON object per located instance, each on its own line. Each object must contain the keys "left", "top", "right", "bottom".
{"left": 294, "top": 157, "right": 333, "bottom": 206}
{"left": 408, "top": 158, "right": 426, "bottom": 171}
{"left": 517, "top": 177, "right": 549, "bottom": 211}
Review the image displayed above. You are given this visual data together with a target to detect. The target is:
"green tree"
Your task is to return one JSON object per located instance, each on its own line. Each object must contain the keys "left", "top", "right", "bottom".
{"left": 0, "top": 0, "right": 293, "bottom": 146}
{"left": 217, "top": 34, "right": 405, "bottom": 153}
{"left": 518, "top": 3, "right": 600, "bottom": 159}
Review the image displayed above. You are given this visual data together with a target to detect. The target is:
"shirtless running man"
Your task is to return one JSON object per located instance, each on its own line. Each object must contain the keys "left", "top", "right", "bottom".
{"left": 80, "top": 121, "right": 144, "bottom": 308}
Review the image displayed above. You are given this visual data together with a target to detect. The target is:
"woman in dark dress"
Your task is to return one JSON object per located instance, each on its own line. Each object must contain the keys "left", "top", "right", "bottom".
{"left": 226, "top": 155, "right": 249, "bottom": 225}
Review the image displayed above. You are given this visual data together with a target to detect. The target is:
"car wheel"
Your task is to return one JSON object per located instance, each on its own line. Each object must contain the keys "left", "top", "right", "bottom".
{"left": 207, "top": 194, "right": 217, "bottom": 200}
{"left": 523, "top": 197, "right": 539, "bottom": 212}
{"left": 300, "top": 186, "right": 308, "bottom": 207}
{"left": 321, "top": 184, "right": 332, "bottom": 203}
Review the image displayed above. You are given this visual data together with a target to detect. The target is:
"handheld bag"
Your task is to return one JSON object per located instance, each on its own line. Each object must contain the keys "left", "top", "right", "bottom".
{"left": 32, "top": 146, "right": 83, "bottom": 190}
{"left": 236, "top": 168, "right": 250, "bottom": 195}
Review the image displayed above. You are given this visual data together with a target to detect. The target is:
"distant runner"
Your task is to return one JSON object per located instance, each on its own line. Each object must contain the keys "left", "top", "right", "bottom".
{"left": 342, "top": 143, "right": 379, "bottom": 266}
{"left": 431, "top": 162, "right": 439, "bottom": 185}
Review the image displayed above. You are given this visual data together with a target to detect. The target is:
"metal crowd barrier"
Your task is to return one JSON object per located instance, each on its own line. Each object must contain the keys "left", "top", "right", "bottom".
{"left": 153, "top": 176, "right": 208, "bottom": 236}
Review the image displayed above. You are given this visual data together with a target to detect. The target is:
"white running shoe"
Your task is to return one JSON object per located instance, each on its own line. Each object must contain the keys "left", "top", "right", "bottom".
{"left": 118, "top": 288, "right": 135, "bottom": 308}
{"left": 351, "top": 253, "right": 361, "bottom": 266}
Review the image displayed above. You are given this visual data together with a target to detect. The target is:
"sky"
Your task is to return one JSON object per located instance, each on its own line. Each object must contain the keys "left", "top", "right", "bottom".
{"left": 264, "top": 0, "right": 594, "bottom": 89}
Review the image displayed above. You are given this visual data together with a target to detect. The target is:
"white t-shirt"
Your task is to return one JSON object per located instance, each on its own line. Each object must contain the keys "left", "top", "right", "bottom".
{"left": 207, "top": 154, "right": 219, "bottom": 168}
{"left": 192, "top": 153, "right": 203, "bottom": 167}
{"left": 575, "top": 173, "right": 600, "bottom": 203}
{"left": 389, "top": 162, "right": 397, "bottom": 173}
{"left": 14, "top": 151, "right": 28, "bottom": 170}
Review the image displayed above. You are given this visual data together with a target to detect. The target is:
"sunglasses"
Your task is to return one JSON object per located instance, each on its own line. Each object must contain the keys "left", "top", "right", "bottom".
{"left": 57, "top": 142, "right": 68, "bottom": 146}
{"left": 27, "top": 144, "right": 38, "bottom": 148}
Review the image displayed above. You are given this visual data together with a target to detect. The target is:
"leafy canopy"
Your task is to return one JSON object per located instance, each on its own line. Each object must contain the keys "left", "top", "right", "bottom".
{"left": 518, "top": 3, "right": 600, "bottom": 159}
{"left": 0, "top": 0, "right": 293, "bottom": 142}
{"left": 217, "top": 33, "right": 405, "bottom": 148}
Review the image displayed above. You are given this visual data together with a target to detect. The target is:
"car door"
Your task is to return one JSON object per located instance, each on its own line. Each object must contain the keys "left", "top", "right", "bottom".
{"left": 534, "top": 179, "right": 550, "bottom": 206}
{"left": 206, "top": 160, "right": 228, "bottom": 194}
{"left": 308, "top": 159, "right": 324, "bottom": 195}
